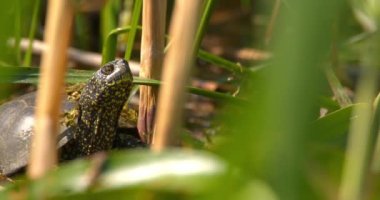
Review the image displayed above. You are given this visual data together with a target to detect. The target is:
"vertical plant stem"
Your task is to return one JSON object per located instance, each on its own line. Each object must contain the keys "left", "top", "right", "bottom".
{"left": 101, "top": 0, "right": 121, "bottom": 46}
{"left": 339, "top": 35, "right": 380, "bottom": 200}
{"left": 102, "top": 32, "right": 118, "bottom": 64}
{"left": 101, "top": 27, "right": 131, "bottom": 64}
{"left": 138, "top": 0, "right": 167, "bottom": 143}
{"left": 23, "top": 0, "right": 41, "bottom": 67}
{"left": 14, "top": 0, "right": 22, "bottom": 64}
{"left": 152, "top": 0, "right": 203, "bottom": 151}
{"left": 371, "top": 93, "right": 380, "bottom": 172}
{"left": 193, "top": 0, "right": 215, "bottom": 52}
{"left": 118, "top": 0, "right": 133, "bottom": 44}
{"left": 218, "top": 1, "right": 341, "bottom": 199}
{"left": 124, "top": 0, "right": 142, "bottom": 60}
{"left": 28, "top": 0, "right": 74, "bottom": 179}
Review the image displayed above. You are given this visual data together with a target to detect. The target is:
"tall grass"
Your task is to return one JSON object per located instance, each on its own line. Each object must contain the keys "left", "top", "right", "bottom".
{"left": 2, "top": 0, "right": 380, "bottom": 199}
{"left": 219, "top": 1, "right": 343, "bottom": 199}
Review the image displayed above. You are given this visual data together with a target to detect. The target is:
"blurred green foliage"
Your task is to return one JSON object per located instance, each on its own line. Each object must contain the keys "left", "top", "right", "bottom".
{"left": 2, "top": 0, "right": 380, "bottom": 199}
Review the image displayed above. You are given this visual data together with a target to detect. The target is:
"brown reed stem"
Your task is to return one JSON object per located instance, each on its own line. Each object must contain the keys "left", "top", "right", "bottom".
{"left": 152, "top": 0, "right": 203, "bottom": 151}
{"left": 138, "top": 0, "right": 167, "bottom": 144}
{"left": 28, "top": 0, "right": 74, "bottom": 179}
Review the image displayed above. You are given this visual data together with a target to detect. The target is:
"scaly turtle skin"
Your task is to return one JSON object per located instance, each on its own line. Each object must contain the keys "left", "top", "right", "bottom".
{"left": 0, "top": 59, "right": 142, "bottom": 175}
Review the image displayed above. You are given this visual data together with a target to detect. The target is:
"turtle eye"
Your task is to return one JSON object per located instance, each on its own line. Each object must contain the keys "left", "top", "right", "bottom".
{"left": 101, "top": 64, "right": 114, "bottom": 75}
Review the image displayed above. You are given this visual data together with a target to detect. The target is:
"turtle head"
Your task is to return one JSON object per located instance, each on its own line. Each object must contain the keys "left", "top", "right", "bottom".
{"left": 80, "top": 59, "right": 133, "bottom": 107}
{"left": 61, "top": 59, "right": 134, "bottom": 158}
{"left": 97, "top": 59, "right": 133, "bottom": 86}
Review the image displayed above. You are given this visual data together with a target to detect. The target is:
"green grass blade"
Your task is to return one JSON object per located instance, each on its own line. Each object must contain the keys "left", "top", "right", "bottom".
{"left": 0, "top": 3, "right": 19, "bottom": 65}
{"left": 100, "top": 0, "right": 121, "bottom": 46}
{"left": 193, "top": 0, "right": 215, "bottom": 52}
{"left": 218, "top": 1, "right": 342, "bottom": 199}
{"left": 1, "top": 150, "right": 226, "bottom": 198}
{"left": 103, "top": 25, "right": 252, "bottom": 74}
{"left": 22, "top": 0, "right": 41, "bottom": 67}
{"left": 311, "top": 104, "right": 361, "bottom": 142}
{"left": 0, "top": 66, "right": 92, "bottom": 84}
{"left": 198, "top": 49, "right": 244, "bottom": 74}
{"left": 0, "top": 66, "right": 240, "bottom": 103}
{"left": 339, "top": 30, "right": 380, "bottom": 200}
{"left": 124, "top": 0, "right": 142, "bottom": 60}
{"left": 102, "top": 27, "right": 132, "bottom": 64}
{"left": 13, "top": 0, "right": 22, "bottom": 65}
{"left": 134, "top": 77, "right": 243, "bottom": 103}
{"left": 371, "top": 93, "right": 380, "bottom": 172}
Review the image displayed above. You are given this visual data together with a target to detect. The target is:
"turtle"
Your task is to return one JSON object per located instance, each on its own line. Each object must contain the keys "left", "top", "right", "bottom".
{"left": 0, "top": 59, "right": 144, "bottom": 176}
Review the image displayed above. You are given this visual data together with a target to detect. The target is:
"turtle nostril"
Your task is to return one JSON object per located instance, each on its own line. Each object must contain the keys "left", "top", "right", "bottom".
{"left": 101, "top": 64, "right": 114, "bottom": 75}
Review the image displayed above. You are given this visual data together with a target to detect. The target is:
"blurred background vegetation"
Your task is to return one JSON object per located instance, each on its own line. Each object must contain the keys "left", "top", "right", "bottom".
{"left": 1, "top": 0, "right": 380, "bottom": 199}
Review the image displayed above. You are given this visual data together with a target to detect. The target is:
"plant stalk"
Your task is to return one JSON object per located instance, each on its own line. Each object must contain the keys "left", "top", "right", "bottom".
{"left": 28, "top": 0, "right": 74, "bottom": 179}
{"left": 138, "top": 0, "right": 167, "bottom": 143}
{"left": 152, "top": 0, "right": 203, "bottom": 150}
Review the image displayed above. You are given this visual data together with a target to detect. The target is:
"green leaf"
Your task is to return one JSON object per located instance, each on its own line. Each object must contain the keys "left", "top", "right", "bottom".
{"left": 1, "top": 150, "right": 227, "bottom": 198}
{"left": 197, "top": 49, "right": 244, "bottom": 74}
{"left": 311, "top": 104, "right": 363, "bottom": 141}
{"left": 124, "top": 0, "right": 142, "bottom": 61}
{"left": 102, "top": 27, "right": 131, "bottom": 64}
{"left": 193, "top": 0, "right": 215, "bottom": 52}
{"left": 0, "top": 66, "right": 93, "bottom": 84}
{"left": 100, "top": 0, "right": 121, "bottom": 47}
{"left": 22, "top": 0, "right": 41, "bottom": 67}
{"left": 0, "top": 66, "right": 242, "bottom": 103}
{"left": 134, "top": 77, "right": 244, "bottom": 103}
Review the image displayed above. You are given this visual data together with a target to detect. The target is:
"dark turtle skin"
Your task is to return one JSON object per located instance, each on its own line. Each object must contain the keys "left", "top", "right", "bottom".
{"left": 61, "top": 59, "right": 135, "bottom": 159}
{"left": 0, "top": 59, "right": 144, "bottom": 175}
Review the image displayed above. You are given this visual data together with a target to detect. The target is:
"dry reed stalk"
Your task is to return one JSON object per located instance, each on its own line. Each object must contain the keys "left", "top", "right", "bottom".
{"left": 152, "top": 0, "right": 203, "bottom": 151}
{"left": 28, "top": 0, "right": 74, "bottom": 179}
{"left": 138, "top": 0, "right": 167, "bottom": 144}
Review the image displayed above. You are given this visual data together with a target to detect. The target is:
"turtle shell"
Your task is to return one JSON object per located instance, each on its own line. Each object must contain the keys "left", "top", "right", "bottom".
{"left": 0, "top": 92, "right": 75, "bottom": 175}
{"left": 0, "top": 92, "right": 144, "bottom": 176}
